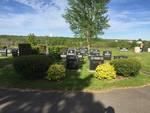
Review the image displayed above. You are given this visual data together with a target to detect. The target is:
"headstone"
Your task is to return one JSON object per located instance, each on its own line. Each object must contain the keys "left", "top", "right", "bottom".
{"left": 120, "top": 48, "right": 128, "bottom": 52}
{"left": 19, "top": 43, "right": 32, "bottom": 56}
{"left": 134, "top": 47, "right": 141, "bottom": 53}
{"left": 12, "top": 48, "right": 18, "bottom": 57}
{"left": 114, "top": 55, "right": 128, "bottom": 59}
{"left": 103, "top": 51, "right": 112, "bottom": 60}
{"left": 143, "top": 47, "right": 148, "bottom": 52}
{"left": 67, "top": 48, "right": 77, "bottom": 56}
{"left": 6, "top": 48, "right": 12, "bottom": 56}
{"left": 148, "top": 48, "right": 150, "bottom": 52}
{"left": 66, "top": 55, "right": 79, "bottom": 69}
{"left": 77, "top": 52, "right": 83, "bottom": 63}
{"left": 79, "top": 47, "right": 88, "bottom": 56}
{"left": 66, "top": 48, "right": 79, "bottom": 69}
{"left": 0, "top": 49, "right": 7, "bottom": 56}
{"left": 7, "top": 49, "right": 12, "bottom": 54}
{"left": 89, "top": 56, "right": 104, "bottom": 70}
{"left": 89, "top": 49, "right": 100, "bottom": 57}
{"left": 60, "top": 52, "right": 67, "bottom": 61}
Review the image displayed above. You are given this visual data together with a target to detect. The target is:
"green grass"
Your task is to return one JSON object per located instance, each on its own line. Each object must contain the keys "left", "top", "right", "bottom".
{"left": 0, "top": 48, "right": 150, "bottom": 91}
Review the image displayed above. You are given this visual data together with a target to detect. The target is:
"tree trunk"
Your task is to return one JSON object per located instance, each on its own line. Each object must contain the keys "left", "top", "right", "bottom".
{"left": 86, "top": 31, "right": 91, "bottom": 53}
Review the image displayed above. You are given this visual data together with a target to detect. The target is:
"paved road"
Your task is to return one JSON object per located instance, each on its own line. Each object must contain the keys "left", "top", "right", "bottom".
{"left": 0, "top": 86, "right": 150, "bottom": 113}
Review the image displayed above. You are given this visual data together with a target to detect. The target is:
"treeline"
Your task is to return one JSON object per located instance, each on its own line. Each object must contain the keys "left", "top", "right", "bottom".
{"left": 0, "top": 35, "right": 150, "bottom": 48}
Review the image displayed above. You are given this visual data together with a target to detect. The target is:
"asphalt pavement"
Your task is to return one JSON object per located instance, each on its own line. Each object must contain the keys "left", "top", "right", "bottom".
{"left": 0, "top": 86, "right": 150, "bottom": 113}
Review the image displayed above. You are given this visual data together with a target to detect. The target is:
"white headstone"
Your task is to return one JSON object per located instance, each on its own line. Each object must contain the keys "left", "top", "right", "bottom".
{"left": 148, "top": 48, "right": 150, "bottom": 52}
{"left": 134, "top": 47, "right": 141, "bottom": 53}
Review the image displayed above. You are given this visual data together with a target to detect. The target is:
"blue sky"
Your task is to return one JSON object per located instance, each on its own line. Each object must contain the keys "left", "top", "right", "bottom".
{"left": 0, "top": 0, "right": 150, "bottom": 40}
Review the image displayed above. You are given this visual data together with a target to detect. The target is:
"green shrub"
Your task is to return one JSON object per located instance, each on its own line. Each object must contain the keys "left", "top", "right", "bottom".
{"left": 110, "top": 59, "right": 141, "bottom": 77}
{"left": 31, "top": 48, "right": 39, "bottom": 55}
{"left": 49, "top": 46, "right": 67, "bottom": 61}
{"left": 0, "top": 58, "right": 13, "bottom": 68}
{"left": 13, "top": 55, "right": 52, "bottom": 79}
{"left": 95, "top": 63, "right": 116, "bottom": 80}
{"left": 47, "top": 64, "right": 66, "bottom": 81}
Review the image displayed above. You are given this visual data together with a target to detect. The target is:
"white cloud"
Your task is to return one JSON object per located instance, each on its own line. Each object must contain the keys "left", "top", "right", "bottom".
{"left": 107, "top": 10, "right": 150, "bottom": 32}
{"left": 0, "top": 0, "right": 71, "bottom": 36}
{"left": 14, "top": 0, "right": 67, "bottom": 12}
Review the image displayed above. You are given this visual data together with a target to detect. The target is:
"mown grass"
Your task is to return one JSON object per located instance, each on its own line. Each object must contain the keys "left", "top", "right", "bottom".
{"left": 0, "top": 48, "right": 150, "bottom": 91}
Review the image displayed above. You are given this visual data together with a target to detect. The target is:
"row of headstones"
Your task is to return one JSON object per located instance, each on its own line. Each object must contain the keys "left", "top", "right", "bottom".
{"left": 0, "top": 48, "right": 18, "bottom": 57}
{"left": 0, "top": 44, "right": 47, "bottom": 57}
{"left": 88, "top": 49, "right": 128, "bottom": 70}
{"left": 61, "top": 48, "right": 85, "bottom": 69}
{"left": 134, "top": 47, "right": 150, "bottom": 53}
{"left": 61, "top": 48, "right": 128, "bottom": 70}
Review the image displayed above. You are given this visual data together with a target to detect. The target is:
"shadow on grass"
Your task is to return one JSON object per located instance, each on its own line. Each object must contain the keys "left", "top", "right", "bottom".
{"left": 0, "top": 60, "right": 115, "bottom": 113}
{"left": 62, "top": 69, "right": 93, "bottom": 90}
{"left": 0, "top": 89, "right": 115, "bottom": 113}
{"left": 0, "top": 57, "right": 13, "bottom": 68}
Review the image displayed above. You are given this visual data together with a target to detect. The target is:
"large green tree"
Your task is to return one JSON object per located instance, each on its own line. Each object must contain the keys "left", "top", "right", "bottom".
{"left": 63, "top": 0, "right": 110, "bottom": 49}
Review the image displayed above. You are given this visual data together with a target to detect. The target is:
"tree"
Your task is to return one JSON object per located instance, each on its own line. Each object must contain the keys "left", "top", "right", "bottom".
{"left": 131, "top": 40, "right": 137, "bottom": 48}
{"left": 63, "top": 0, "right": 110, "bottom": 49}
{"left": 27, "top": 33, "right": 37, "bottom": 46}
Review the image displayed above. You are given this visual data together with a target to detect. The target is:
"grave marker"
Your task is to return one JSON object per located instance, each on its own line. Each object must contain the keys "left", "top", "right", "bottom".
{"left": 0, "top": 49, "right": 7, "bottom": 56}
{"left": 66, "top": 48, "right": 79, "bottom": 69}
{"left": 114, "top": 55, "right": 128, "bottom": 59}
{"left": 103, "top": 51, "right": 112, "bottom": 60}
{"left": 120, "top": 48, "right": 128, "bottom": 52}
{"left": 12, "top": 48, "right": 18, "bottom": 57}
{"left": 89, "top": 56, "right": 104, "bottom": 70}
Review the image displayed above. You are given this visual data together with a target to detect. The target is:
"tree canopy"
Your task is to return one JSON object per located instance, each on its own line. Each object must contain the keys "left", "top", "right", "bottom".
{"left": 63, "top": 0, "right": 110, "bottom": 41}
{"left": 27, "top": 33, "right": 37, "bottom": 46}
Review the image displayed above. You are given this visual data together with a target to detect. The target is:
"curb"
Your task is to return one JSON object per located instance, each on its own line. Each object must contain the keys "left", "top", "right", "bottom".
{"left": 0, "top": 84, "right": 150, "bottom": 93}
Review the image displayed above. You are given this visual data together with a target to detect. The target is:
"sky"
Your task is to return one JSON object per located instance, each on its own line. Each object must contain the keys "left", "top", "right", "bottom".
{"left": 0, "top": 0, "right": 150, "bottom": 40}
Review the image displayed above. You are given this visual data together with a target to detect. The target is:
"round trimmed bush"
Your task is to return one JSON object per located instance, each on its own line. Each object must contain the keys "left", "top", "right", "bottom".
{"left": 13, "top": 55, "right": 52, "bottom": 79}
{"left": 47, "top": 64, "right": 66, "bottom": 81}
{"left": 95, "top": 63, "right": 116, "bottom": 80}
{"left": 110, "top": 59, "right": 141, "bottom": 77}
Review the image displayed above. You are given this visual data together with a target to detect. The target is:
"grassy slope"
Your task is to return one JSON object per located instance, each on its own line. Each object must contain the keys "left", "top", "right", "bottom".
{"left": 0, "top": 48, "right": 150, "bottom": 90}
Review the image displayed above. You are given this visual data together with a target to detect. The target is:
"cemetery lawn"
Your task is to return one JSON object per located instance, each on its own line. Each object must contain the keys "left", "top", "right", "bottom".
{"left": 0, "top": 49, "right": 150, "bottom": 91}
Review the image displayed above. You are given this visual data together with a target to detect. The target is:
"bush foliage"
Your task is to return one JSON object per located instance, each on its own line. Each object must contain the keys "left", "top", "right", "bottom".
{"left": 47, "top": 64, "right": 66, "bottom": 81}
{"left": 95, "top": 63, "right": 116, "bottom": 80}
{"left": 49, "top": 46, "right": 67, "bottom": 61}
{"left": 13, "top": 55, "right": 52, "bottom": 79}
{"left": 110, "top": 59, "right": 141, "bottom": 77}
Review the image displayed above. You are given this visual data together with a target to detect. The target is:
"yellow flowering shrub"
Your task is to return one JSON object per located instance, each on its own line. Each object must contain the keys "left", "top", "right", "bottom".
{"left": 95, "top": 63, "right": 116, "bottom": 80}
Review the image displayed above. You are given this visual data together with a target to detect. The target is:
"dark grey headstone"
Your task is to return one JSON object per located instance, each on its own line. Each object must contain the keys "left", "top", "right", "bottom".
{"left": 89, "top": 56, "right": 104, "bottom": 70}
{"left": 79, "top": 47, "right": 88, "bottom": 56}
{"left": 67, "top": 48, "right": 77, "bottom": 56}
{"left": 66, "top": 55, "right": 79, "bottom": 69}
{"left": 103, "top": 51, "right": 112, "bottom": 60}
{"left": 89, "top": 49, "right": 100, "bottom": 57}
{"left": 12, "top": 48, "right": 18, "bottom": 57}
{"left": 114, "top": 55, "right": 128, "bottom": 59}
{"left": 143, "top": 47, "right": 148, "bottom": 52}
